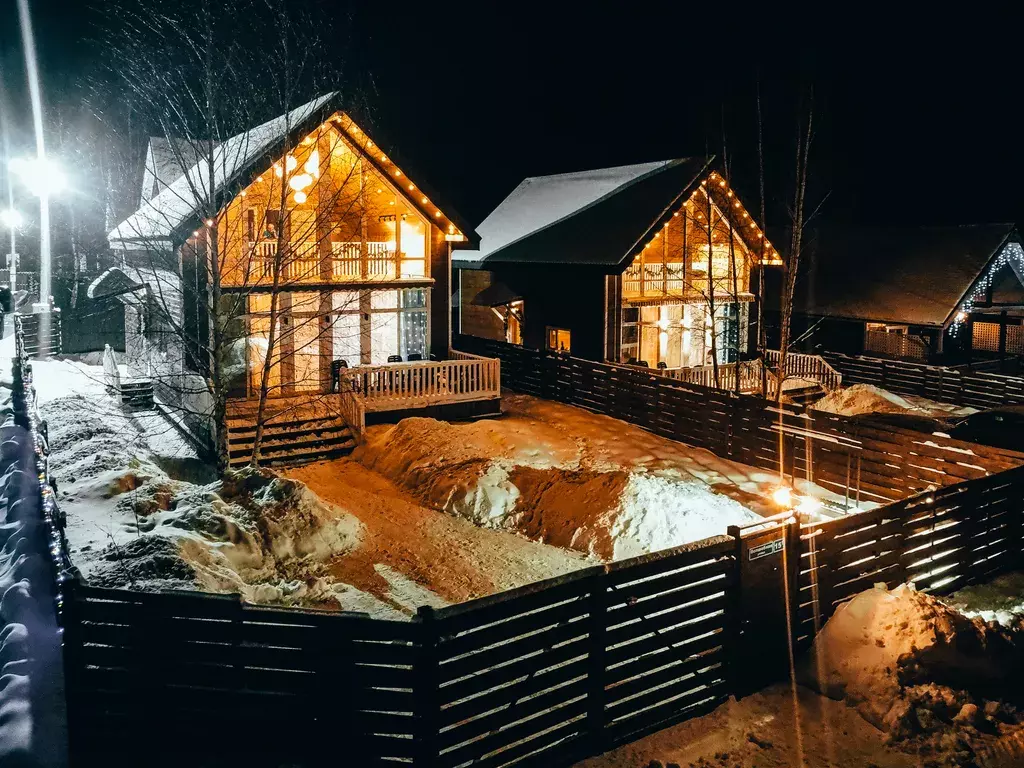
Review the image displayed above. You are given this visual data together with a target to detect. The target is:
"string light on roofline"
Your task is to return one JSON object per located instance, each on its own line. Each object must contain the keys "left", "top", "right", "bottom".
{"left": 951, "top": 241, "right": 1024, "bottom": 336}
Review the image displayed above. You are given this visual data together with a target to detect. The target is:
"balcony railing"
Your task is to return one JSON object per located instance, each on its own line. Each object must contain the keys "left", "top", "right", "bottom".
{"left": 244, "top": 240, "right": 422, "bottom": 284}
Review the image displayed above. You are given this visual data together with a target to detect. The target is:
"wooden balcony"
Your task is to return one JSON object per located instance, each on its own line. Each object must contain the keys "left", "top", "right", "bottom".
{"left": 243, "top": 240, "right": 427, "bottom": 285}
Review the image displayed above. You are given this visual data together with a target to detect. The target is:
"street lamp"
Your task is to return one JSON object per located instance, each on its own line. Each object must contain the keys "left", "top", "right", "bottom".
{"left": 9, "top": 156, "right": 65, "bottom": 311}
{"left": 0, "top": 208, "right": 23, "bottom": 294}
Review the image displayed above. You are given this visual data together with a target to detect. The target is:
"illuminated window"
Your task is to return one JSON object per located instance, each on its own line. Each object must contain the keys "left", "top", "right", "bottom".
{"left": 546, "top": 327, "right": 571, "bottom": 353}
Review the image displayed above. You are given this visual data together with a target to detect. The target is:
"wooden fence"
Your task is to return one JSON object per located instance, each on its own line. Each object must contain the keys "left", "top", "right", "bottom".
{"left": 455, "top": 335, "right": 1024, "bottom": 506}
{"left": 824, "top": 352, "right": 1024, "bottom": 409}
{"left": 64, "top": 538, "right": 737, "bottom": 767}
{"left": 37, "top": 332, "right": 1024, "bottom": 766}
{"left": 796, "top": 464, "right": 1024, "bottom": 647}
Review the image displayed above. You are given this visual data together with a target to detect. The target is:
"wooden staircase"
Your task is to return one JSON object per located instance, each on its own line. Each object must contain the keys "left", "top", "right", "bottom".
{"left": 225, "top": 399, "right": 356, "bottom": 468}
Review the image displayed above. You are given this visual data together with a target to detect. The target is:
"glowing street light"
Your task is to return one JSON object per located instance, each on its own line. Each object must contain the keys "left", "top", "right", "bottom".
{"left": 9, "top": 156, "right": 65, "bottom": 310}
{"left": 0, "top": 209, "right": 24, "bottom": 230}
{"left": 10, "top": 157, "right": 66, "bottom": 198}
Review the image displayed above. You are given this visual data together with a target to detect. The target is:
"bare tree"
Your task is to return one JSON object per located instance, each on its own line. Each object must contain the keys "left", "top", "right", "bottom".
{"left": 776, "top": 87, "right": 815, "bottom": 402}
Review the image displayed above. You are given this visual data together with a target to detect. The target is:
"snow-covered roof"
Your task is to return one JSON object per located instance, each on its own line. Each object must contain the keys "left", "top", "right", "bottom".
{"left": 109, "top": 92, "right": 337, "bottom": 246}
{"left": 455, "top": 157, "right": 712, "bottom": 269}
{"left": 460, "top": 160, "right": 674, "bottom": 263}
{"left": 139, "top": 137, "right": 204, "bottom": 206}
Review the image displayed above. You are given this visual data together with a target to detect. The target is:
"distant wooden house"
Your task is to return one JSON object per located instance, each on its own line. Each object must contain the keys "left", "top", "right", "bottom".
{"left": 781, "top": 225, "right": 1024, "bottom": 363}
{"left": 455, "top": 159, "right": 782, "bottom": 371}
{"left": 97, "top": 93, "right": 500, "bottom": 465}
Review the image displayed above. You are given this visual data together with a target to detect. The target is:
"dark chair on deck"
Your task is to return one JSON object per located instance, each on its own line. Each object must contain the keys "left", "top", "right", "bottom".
{"left": 657, "top": 361, "right": 668, "bottom": 370}
{"left": 387, "top": 355, "right": 403, "bottom": 363}
{"left": 407, "top": 353, "right": 423, "bottom": 362}
{"left": 638, "top": 360, "right": 650, "bottom": 368}
{"left": 330, "top": 359, "right": 349, "bottom": 392}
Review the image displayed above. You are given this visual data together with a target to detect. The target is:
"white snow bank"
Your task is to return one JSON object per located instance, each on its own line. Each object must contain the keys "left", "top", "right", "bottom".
{"left": 802, "top": 583, "right": 1024, "bottom": 736}
{"left": 813, "top": 383, "right": 977, "bottom": 418}
{"left": 813, "top": 384, "right": 927, "bottom": 416}
{"left": 48, "top": 393, "right": 408, "bottom": 618}
{"left": 355, "top": 415, "right": 760, "bottom": 560}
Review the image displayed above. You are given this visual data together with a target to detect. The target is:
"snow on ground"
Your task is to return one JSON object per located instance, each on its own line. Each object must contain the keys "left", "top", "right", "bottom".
{"left": 350, "top": 394, "right": 865, "bottom": 561}
{"left": 945, "top": 571, "right": 1024, "bottom": 626}
{"left": 814, "top": 383, "right": 977, "bottom": 418}
{"left": 34, "top": 351, "right": 588, "bottom": 616}
{"left": 581, "top": 584, "right": 1024, "bottom": 768}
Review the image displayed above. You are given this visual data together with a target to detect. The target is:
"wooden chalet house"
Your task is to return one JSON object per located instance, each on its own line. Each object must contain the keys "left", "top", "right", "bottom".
{"left": 782, "top": 225, "right": 1024, "bottom": 364}
{"left": 455, "top": 158, "right": 782, "bottom": 382}
{"left": 100, "top": 93, "right": 500, "bottom": 466}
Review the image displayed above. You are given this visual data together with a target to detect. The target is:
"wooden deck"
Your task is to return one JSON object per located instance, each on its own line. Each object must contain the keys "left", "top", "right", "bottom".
{"left": 225, "top": 354, "right": 502, "bottom": 465}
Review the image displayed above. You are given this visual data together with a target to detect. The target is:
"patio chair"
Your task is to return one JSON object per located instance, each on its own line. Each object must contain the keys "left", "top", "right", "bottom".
{"left": 638, "top": 360, "right": 650, "bottom": 368}
{"left": 330, "top": 359, "right": 349, "bottom": 392}
{"left": 657, "top": 361, "right": 668, "bottom": 369}
{"left": 387, "top": 355, "right": 403, "bottom": 363}
{"left": 407, "top": 353, "right": 423, "bottom": 361}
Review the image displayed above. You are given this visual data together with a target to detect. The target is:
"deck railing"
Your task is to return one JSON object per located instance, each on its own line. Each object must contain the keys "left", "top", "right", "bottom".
{"left": 666, "top": 359, "right": 778, "bottom": 396}
{"left": 863, "top": 329, "right": 930, "bottom": 361}
{"left": 765, "top": 349, "right": 842, "bottom": 391}
{"left": 340, "top": 357, "right": 501, "bottom": 406}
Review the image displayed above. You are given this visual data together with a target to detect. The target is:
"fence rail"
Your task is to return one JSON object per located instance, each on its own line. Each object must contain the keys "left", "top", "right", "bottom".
{"left": 665, "top": 358, "right": 777, "bottom": 396}
{"left": 455, "top": 335, "right": 1024, "bottom": 506}
{"left": 824, "top": 352, "right": 1024, "bottom": 409}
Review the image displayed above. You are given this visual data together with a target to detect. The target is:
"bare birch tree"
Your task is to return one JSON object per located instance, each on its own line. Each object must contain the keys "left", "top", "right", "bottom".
{"left": 776, "top": 87, "right": 815, "bottom": 402}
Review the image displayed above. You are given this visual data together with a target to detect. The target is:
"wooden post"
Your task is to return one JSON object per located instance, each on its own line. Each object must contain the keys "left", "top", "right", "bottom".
{"left": 585, "top": 567, "right": 608, "bottom": 755}
{"left": 414, "top": 606, "right": 440, "bottom": 768}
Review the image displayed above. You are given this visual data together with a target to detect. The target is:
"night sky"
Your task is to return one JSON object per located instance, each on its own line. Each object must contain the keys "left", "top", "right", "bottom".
{"left": 2, "top": 1, "right": 1023, "bottom": 231}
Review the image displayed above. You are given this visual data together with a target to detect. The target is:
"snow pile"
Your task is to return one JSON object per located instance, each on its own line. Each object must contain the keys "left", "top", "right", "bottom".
{"left": 803, "top": 583, "right": 1024, "bottom": 766}
{"left": 813, "top": 384, "right": 926, "bottom": 416}
{"left": 49, "top": 395, "right": 409, "bottom": 617}
{"left": 813, "top": 383, "right": 978, "bottom": 418}
{"left": 355, "top": 416, "right": 760, "bottom": 560}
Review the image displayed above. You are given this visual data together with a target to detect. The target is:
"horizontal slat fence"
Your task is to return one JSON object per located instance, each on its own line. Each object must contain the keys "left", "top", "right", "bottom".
{"left": 64, "top": 584, "right": 419, "bottom": 765}
{"left": 796, "top": 464, "right": 1024, "bottom": 647}
{"left": 455, "top": 335, "right": 1024, "bottom": 506}
{"left": 824, "top": 352, "right": 1024, "bottom": 409}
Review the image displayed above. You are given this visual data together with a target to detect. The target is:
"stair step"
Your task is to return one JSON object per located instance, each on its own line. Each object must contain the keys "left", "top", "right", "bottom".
{"left": 226, "top": 415, "right": 346, "bottom": 435}
{"left": 228, "top": 429, "right": 353, "bottom": 454}
{"left": 228, "top": 443, "right": 354, "bottom": 468}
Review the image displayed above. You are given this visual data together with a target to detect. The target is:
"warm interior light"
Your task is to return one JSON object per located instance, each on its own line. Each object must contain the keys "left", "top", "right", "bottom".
{"left": 771, "top": 486, "right": 793, "bottom": 507}
{"left": 293, "top": 190, "right": 307, "bottom": 204}
{"left": 285, "top": 155, "right": 298, "bottom": 171}
{"left": 304, "top": 150, "right": 320, "bottom": 177}
{"left": 289, "top": 173, "right": 313, "bottom": 191}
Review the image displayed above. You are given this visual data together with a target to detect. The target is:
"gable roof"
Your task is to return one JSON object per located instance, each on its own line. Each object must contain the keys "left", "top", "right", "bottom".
{"left": 454, "top": 157, "right": 713, "bottom": 269}
{"left": 109, "top": 93, "right": 477, "bottom": 249}
{"left": 140, "top": 137, "right": 204, "bottom": 205}
{"left": 792, "top": 224, "right": 1018, "bottom": 327}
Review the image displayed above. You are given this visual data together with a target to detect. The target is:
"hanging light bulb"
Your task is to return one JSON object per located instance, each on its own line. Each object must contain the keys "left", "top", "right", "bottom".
{"left": 304, "top": 149, "right": 320, "bottom": 177}
{"left": 289, "top": 173, "right": 313, "bottom": 191}
{"left": 285, "top": 155, "right": 298, "bottom": 171}
{"left": 293, "top": 190, "right": 307, "bottom": 204}
{"left": 274, "top": 165, "right": 283, "bottom": 178}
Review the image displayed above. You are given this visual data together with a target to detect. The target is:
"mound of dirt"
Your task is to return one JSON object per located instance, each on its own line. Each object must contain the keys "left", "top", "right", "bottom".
{"left": 802, "top": 584, "right": 1024, "bottom": 766}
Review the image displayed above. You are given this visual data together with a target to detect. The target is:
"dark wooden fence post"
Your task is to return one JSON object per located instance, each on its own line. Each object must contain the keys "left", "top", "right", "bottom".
{"left": 585, "top": 566, "right": 608, "bottom": 758}
{"left": 414, "top": 606, "right": 440, "bottom": 768}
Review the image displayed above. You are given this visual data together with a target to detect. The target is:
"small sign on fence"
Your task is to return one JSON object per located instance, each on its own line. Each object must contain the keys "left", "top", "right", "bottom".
{"left": 748, "top": 537, "right": 784, "bottom": 561}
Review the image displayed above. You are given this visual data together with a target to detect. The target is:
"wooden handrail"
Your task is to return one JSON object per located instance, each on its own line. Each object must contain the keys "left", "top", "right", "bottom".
{"left": 764, "top": 349, "right": 842, "bottom": 392}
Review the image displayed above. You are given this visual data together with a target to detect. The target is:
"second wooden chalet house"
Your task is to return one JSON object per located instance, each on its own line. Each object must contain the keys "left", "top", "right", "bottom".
{"left": 99, "top": 93, "right": 500, "bottom": 466}
{"left": 455, "top": 158, "right": 781, "bottom": 373}
{"left": 781, "top": 224, "right": 1024, "bottom": 364}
